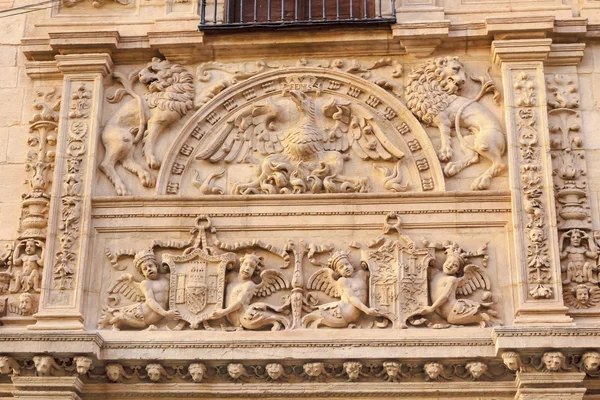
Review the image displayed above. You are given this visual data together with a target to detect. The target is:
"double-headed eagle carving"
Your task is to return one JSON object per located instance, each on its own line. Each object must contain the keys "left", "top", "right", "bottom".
{"left": 196, "top": 89, "right": 405, "bottom": 194}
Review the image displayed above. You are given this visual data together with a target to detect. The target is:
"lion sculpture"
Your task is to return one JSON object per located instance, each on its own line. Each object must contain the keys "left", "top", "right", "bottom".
{"left": 405, "top": 56, "right": 506, "bottom": 190}
{"left": 100, "top": 57, "right": 195, "bottom": 195}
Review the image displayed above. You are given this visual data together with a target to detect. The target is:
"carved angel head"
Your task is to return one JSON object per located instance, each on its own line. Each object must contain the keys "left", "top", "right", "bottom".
{"left": 265, "top": 363, "right": 285, "bottom": 380}
{"left": 33, "top": 355, "right": 59, "bottom": 376}
{"left": 239, "top": 253, "right": 263, "bottom": 280}
{"left": 73, "top": 356, "right": 93, "bottom": 375}
{"left": 576, "top": 285, "right": 590, "bottom": 303}
{"left": 328, "top": 251, "right": 354, "bottom": 278}
{"left": 188, "top": 363, "right": 206, "bottom": 382}
{"left": 381, "top": 361, "right": 402, "bottom": 382}
{"left": 303, "top": 362, "right": 325, "bottom": 378}
{"left": 581, "top": 352, "right": 600, "bottom": 373}
{"left": 465, "top": 361, "right": 488, "bottom": 380}
{"left": 227, "top": 363, "right": 248, "bottom": 380}
{"left": 106, "top": 363, "right": 130, "bottom": 383}
{"left": 501, "top": 351, "right": 522, "bottom": 372}
{"left": 542, "top": 351, "right": 566, "bottom": 372}
{"left": 146, "top": 363, "right": 167, "bottom": 382}
{"left": 0, "top": 356, "right": 19, "bottom": 375}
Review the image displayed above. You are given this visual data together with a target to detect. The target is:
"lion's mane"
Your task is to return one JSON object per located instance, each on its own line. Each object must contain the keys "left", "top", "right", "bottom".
{"left": 143, "top": 59, "right": 195, "bottom": 117}
{"left": 405, "top": 57, "right": 460, "bottom": 126}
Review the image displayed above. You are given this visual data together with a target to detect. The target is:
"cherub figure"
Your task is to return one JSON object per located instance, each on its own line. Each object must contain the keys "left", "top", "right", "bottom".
{"left": 564, "top": 284, "right": 600, "bottom": 309}
{"left": 10, "top": 239, "right": 43, "bottom": 293}
{"left": 415, "top": 243, "right": 498, "bottom": 327}
{"left": 208, "top": 253, "right": 291, "bottom": 331}
{"left": 98, "top": 250, "right": 180, "bottom": 330}
{"left": 561, "top": 229, "right": 598, "bottom": 284}
{"left": 302, "top": 251, "right": 387, "bottom": 328}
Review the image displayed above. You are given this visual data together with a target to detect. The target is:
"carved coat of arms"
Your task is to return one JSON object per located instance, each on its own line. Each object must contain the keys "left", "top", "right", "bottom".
{"left": 163, "top": 249, "right": 236, "bottom": 329}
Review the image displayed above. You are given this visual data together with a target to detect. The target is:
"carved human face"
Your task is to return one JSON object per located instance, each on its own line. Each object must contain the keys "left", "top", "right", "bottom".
{"left": 18, "top": 294, "right": 34, "bottom": 315}
{"left": 542, "top": 352, "right": 564, "bottom": 372}
{"left": 106, "top": 364, "right": 123, "bottom": 382}
{"left": 443, "top": 256, "right": 461, "bottom": 275}
{"left": 529, "top": 228, "right": 544, "bottom": 244}
{"left": 188, "top": 363, "right": 206, "bottom": 382}
{"left": 146, "top": 364, "right": 163, "bottom": 382}
{"left": 33, "top": 356, "right": 54, "bottom": 376}
{"left": 25, "top": 240, "right": 36, "bottom": 255}
{"left": 140, "top": 260, "right": 158, "bottom": 280}
{"left": 227, "top": 363, "right": 245, "bottom": 379}
{"left": 424, "top": 363, "right": 443, "bottom": 380}
{"left": 265, "top": 363, "right": 284, "bottom": 380}
{"left": 74, "top": 357, "right": 93, "bottom": 375}
{"left": 466, "top": 362, "right": 487, "bottom": 379}
{"left": 383, "top": 361, "right": 401, "bottom": 378}
{"left": 239, "top": 257, "right": 258, "bottom": 280}
{"left": 67, "top": 158, "right": 81, "bottom": 174}
{"left": 303, "top": 362, "right": 324, "bottom": 377}
{"left": 571, "top": 230, "right": 583, "bottom": 247}
{"left": 576, "top": 286, "right": 590, "bottom": 302}
{"left": 343, "top": 362, "right": 362, "bottom": 380}
{"left": 335, "top": 257, "right": 354, "bottom": 278}
{"left": 582, "top": 352, "right": 600, "bottom": 372}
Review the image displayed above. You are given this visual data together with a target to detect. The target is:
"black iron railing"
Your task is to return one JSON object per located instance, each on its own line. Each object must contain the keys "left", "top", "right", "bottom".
{"left": 199, "top": 0, "right": 395, "bottom": 29}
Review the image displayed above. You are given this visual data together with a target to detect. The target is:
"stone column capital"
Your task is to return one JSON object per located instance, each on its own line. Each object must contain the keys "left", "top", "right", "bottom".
{"left": 492, "top": 39, "right": 553, "bottom": 65}
{"left": 55, "top": 54, "right": 113, "bottom": 77}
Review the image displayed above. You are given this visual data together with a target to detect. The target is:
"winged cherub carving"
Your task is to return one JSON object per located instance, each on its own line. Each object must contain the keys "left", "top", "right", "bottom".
{"left": 302, "top": 250, "right": 386, "bottom": 328}
{"left": 564, "top": 284, "right": 600, "bottom": 309}
{"left": 208, "top": 253, "right": 291, "bottom": 331}
{"left": 195, "top": 88, "right": 405, "bottom": 195}
{"left": 413, "top": 243, "right": 499, "bottom": 327}
{"left": 98, "top": 249, "right": 180, "bottom": 330}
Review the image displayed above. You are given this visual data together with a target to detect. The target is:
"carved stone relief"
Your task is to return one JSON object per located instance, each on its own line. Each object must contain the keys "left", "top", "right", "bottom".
{"left": 0, "top": 89, "right": 60, "bottom": 324}
{"left": 99, "top": 212, "right": 501, "bottom": 331}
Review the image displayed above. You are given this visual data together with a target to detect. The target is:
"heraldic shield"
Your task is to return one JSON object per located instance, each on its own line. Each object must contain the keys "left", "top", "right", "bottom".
{"left": 163, "top": 249, "right": 237, "bottom": 329}
{"left": 361, "top": 243, "right": 434, "bottom": 329}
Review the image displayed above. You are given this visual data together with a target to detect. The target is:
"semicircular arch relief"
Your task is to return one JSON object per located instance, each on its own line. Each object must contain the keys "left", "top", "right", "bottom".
{"left": 157, "top": 67, "right": 445, "bottom": 196}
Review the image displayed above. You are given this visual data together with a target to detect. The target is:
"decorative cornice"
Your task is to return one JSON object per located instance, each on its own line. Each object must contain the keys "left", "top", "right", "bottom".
{"left": 492, "top": 38, "right": 553, "bottom": 64}
{"left": 546, "top": 43, "right": 586, "bottom": 66}
{"left": 55, "top": 53, "right": 113, "bottom": 77}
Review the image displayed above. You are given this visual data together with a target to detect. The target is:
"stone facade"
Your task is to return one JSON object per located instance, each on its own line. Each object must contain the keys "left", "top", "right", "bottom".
{"left": 1, "top": 0, "right": 600, "bottom": 397}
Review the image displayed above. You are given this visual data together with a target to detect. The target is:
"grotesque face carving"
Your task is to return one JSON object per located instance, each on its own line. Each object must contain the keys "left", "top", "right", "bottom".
{"left": 146, "top": 364, "right": 164, "bottom": 382}
{"left": 33, "top": 356, "right": 56, "bottom": 376}
{"left": 382, "top": 361, "right": 401, "bottom": 381}
{"left": 501, "top": 352, "right": 522, "bottom": 372}
{"left": 106, "top": 364, "right": 126, "bottom": 382}
{"left": 581, "top": 352, "right": 600, "bottom": 373}
{"left": 424, "top": 363, "right": 443, "bottom": 380}
{"left": 542, "top": 352, "right": 565, "bottom": 372}
{"left": 343, "top": 362, "right": 362, "bottom": 381}
{"left": 0, "top": 357, "right": 17, "bottom": 375}
{"left": 227, "top": 363, "right": 246, "bottom": 379}
{"left": 303, "top": 362, "right": 324, "bottom": 377}
{"left": 465, "top": 362, "right": 488, "bottom": 380}
{"left": 188, "top": 363, "right": 206, "bottom": 383}
{"left": 265, "top": 363, "right": 285, "bottom": 380}
{"left": 18, "top": 293, "right": 34, "bottom": 315}
{"left": 73, "top": 356, "right": 93, "bottom": 375}
{"left": 529, "top": 228, "right": 544, "bottom": 244}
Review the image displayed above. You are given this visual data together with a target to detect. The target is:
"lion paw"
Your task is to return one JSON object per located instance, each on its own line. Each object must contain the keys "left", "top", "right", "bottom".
{"left": 114, "top": 182, "right": 130, "bottom": 196}
{"left": 146, "top": 154, "right": 161, "bottom": 170}
{"left": 443, "top": 162, "right": 462, "bottom": 177}
{"left": 139, "top": 171, "right": 156, "bottom": 188}
{"left": 471, "top": 175, "right": 491, "bottom": 190}
{"left": 438, "top": 146, "right": 453, "bottom": 162}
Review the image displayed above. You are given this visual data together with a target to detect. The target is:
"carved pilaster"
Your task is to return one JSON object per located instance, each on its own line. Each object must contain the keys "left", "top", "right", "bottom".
{"left": 514, "top": 372, "right": 586, "bottom": 400}
{"left": 30, "top": 54, "right": 113, "bottom": 330}
{"left": 492, "top": 39, "right": 572, "bottom": 325}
